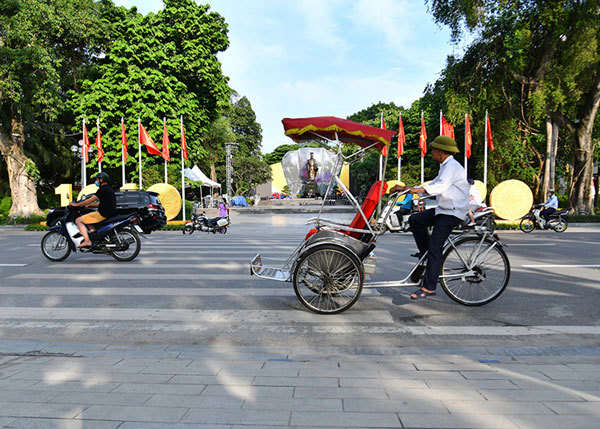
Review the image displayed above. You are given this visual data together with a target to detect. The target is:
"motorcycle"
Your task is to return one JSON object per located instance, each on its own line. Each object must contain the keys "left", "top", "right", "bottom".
{"left": 182, "top": 203, "right": 229, "bottom": 235}
{"left": 41, "top": 206, "right": 143, "bottom": 262}
{"left": 520, "top": 204, "right": 569, "bottom": 233}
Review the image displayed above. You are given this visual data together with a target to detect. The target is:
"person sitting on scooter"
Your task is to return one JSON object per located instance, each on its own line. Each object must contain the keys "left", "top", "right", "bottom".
{"left": 389, "top": 136, "right": 469, "bottom": 300}
{"left": 467, "top": 178, "right": 484, "bottom": 227}
{"left": 69, "top": 172, "right": 116, "bottom": 248}
{"left": 394, "top": 192, "right": 414, "bottom": 225}
{"left": 540, "top": 189, "right": 558, "bottom": 228}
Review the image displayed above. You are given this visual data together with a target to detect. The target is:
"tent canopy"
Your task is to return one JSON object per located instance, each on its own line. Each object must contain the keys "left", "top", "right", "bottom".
{"left": 282, "top": 116, "right": 395, "bottom": 151}
{"left": 184, "top": 165, "right": 221, "bottom": 188}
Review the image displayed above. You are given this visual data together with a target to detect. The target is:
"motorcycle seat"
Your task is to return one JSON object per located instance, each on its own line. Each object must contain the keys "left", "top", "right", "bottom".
{"left": 552, "top": 209, "right": 569, "bottom": 216}
{"left": 91, "top": 214, "right": 134, "bottom": 229}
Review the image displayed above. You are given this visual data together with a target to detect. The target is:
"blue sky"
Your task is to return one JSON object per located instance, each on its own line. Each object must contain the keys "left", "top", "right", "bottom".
{"left": 114, "top": 0, "right": 456, "bottom": 153}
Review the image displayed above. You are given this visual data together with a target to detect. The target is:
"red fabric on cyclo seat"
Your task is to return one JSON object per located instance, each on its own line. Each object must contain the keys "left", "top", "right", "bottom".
{"left": 347, "top": 181, "right": 388, "bottom": 239}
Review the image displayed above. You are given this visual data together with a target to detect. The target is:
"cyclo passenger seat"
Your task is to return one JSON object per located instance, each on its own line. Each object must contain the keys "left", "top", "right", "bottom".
{"left": 305, "top": 180, "right": 388, "bottom": 242}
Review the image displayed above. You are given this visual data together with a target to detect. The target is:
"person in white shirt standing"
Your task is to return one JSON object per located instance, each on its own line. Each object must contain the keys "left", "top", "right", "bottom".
{"left": 540, "top": 189, "right": 559, "bottom": 227}
{"left": 390, "top": 136, "right": 469, "bottom": 300}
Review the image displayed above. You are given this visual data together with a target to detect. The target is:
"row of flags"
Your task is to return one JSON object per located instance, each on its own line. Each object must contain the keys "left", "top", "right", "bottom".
{"left": 82, "top": 117, "right": 188, "bottom": 166}
{"left": 380, "top": 110, "right": 496, "bottom": 186}
{"left": 379, "top": 111, "right": 494, "bottom": 158}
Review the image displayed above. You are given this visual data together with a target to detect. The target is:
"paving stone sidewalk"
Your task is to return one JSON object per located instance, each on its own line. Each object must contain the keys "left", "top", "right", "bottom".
{"left": 0, "top": 341, "right": 599, "bottom": 428}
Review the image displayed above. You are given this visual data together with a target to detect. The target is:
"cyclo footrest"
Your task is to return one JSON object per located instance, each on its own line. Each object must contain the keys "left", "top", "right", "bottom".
{"left": 250, "top": 254, "right": 291, "bottom": 282}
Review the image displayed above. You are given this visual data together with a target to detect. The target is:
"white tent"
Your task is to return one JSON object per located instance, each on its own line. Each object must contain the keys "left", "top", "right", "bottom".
{"left": 184, "top": 165, "right": 221, "bottom": 207}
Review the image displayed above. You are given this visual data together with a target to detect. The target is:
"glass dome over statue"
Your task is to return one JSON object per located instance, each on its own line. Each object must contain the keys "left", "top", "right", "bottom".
{"left": 281, "top": 147, "right": 341, "bottom": 197}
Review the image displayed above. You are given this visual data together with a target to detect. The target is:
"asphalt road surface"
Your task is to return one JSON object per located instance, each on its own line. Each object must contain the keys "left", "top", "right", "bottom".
{"left": 0, "top": 213, "right": 599, "bottom": 349}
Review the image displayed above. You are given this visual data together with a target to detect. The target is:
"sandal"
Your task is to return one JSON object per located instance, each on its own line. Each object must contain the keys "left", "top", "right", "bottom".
{"left": 410, "top": 288, "right": 436, "bottom": 300}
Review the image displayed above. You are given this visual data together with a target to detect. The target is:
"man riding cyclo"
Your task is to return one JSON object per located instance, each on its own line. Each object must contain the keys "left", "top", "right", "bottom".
{"left": 390, "top": 136, "right": 470, "bottom": 300}
{"left": 69, "top": 172, "right": 117, "bottom": 248}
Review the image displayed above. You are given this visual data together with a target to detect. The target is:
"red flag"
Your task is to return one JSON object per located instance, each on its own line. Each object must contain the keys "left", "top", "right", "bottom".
{"left": 465, "top": 114, "right": 472, "bottom": 159}
{"left": 95, "top": 120, "right": 103, "bottom": 163}
{"left": 181, "top": 118, "right": 187, "bottom": 161}
{"left": 139, "top": 123, "right": 162, "bottom": 156}
{"left": 441, "top": 114, "right": 455, "bottom": 139}
{"left": 121, "top": 120, "right": 128, "bottom": 162}
{"left": 162, "top": 118, "right": 170, "bottom": 162}
{"left": 397, "top": 113, "right": 405, "bottom": 158}
{"left": 486, "top": 115, "right": 495, "bottom": 151}
{"left": 419, "top": 115, "right": 427, "bottom": 158}
{"left": 82, "top": 121, "right": 90, "bottom": 163}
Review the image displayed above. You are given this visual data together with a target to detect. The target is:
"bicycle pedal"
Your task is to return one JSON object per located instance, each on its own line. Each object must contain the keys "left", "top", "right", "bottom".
{"left": 410, "top": 264, "right": 426, "bottom": 283}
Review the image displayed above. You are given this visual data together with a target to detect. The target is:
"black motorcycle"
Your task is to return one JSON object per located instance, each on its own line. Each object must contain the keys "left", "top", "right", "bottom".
{"left": 519, "top": 204, "right": 569, "bottom": 233}
{"left": 41, "top": 206, "right": 142, "bottom": 262}
{"left": 182, "top": 207, "right": 229, "bottom": 235}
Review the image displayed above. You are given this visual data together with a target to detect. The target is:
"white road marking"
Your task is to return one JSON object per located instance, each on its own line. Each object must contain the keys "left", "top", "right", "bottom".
{"left": 0, "top": 286, "right": 380, "bottom": 297}
{"left": 0, "top": 320, "right": 597, "bottom": 336}
{"left": 509, "top": 243, "right": 557, "bottom": 246}
{"left": 522, "top": 264, "right": 600, "bottom": 268}
{"left": 0, "top": 264, "right": 27, "bottom": 267}
{"left": 0, "top": 308, "right": 393, "bottom": 323}
{"left": 10, "top": 273, "right": 257, "bottom": 280}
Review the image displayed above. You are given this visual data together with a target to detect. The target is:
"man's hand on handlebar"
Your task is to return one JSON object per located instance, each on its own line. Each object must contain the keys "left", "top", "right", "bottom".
{"left": 390, "top": 185, "right": 427, "bottom": 195}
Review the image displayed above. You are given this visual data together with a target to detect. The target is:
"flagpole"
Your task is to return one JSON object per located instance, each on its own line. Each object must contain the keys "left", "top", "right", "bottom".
{"left": 97, "top": 117, "right": 101, "bottom": 172}
{"left": 82, "top": 118, "right": 87, "bottom": 188}
{"left": 121, "top": 117, "right": 126, "bottom": 187}
{"left": 181, "top": 115, "right": 186, "bottom": 222}
{"left": 421, "top": 111, "right": 425, "bottom": 184}
{"left": 484, "top": 110, "right": 489, "bottom": 189}
{"left": 138, "top": 117, "right": 142, "bottom": 189}
{"left": 398, "top": 112, "right": 401, "bottom": 182}
{"left": 379, "top": 112, "right": 383, "bottom": 180}
{"left": 440, "top": 110, "right": 442, "bottom": 135}
{"left": 464, "top": 113, "right": 468, "bottom": 179}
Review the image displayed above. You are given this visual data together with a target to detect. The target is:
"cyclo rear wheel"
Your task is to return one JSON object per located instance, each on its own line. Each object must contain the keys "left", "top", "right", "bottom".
{"left": 440, "top": 236, "right": 510, "bottom": 306}
{"left": 293, "top": 244, "right": 363, "bottom": 314}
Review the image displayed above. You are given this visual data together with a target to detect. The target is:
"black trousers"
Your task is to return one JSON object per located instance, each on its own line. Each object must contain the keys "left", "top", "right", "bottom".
{"left": 408, "top": 208, "right": 462, "bottom": 291}
{"left": 540, "top": 208, "right": 556, "bottom": 223}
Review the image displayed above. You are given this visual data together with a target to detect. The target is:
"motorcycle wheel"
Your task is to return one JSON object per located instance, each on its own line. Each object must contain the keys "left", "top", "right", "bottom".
{"left": 110, "top": 229, "right": 141, "bottom": 262}
{"left": 553, "top": 218, "right": 568, "bottom": 233}
{"left": 218, "top": 226, "right": 228, "bottom": 234}
{"left": 183, "top": 224, "right": 194, "bottom": 235}
{"left": 519, "top": 217, "right": 535, "bottom": 233}
{"left": 41, "top": 231, "right": 71, "bottom": 262}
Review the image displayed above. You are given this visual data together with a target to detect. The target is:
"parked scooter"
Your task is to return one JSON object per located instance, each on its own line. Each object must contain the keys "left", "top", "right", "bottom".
{"left": 182, "top": 203, "right": 229, "bottom": 235}
{"left": 519, "top": 204, "right": 569, "bottom": 233}
{"left": 41, "top": 206, "right": 143, "bottom": 262}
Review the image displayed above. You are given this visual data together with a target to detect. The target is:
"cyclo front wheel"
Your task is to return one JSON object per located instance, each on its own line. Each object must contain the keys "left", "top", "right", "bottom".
{"left": 440, "top": 236, "right": 510, "bottom": 306}
{"left": 293, "top": 244, "right": 363, "bottom": 314}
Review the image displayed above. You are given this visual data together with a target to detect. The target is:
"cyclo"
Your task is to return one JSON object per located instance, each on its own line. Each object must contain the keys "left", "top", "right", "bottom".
{"left": 250, "top": 117, "right": 510, "bottom": 314}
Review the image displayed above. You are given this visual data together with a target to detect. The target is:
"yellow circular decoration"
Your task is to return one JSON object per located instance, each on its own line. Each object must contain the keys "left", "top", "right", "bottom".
{"left": 386, "top": 180, "right": 408, "bottom": 201}
{"left": 147, "top": 183, "right": 181, "bottom": 221}
{"left": 489, "top": 180, "right": 533, "bottom": 220}
{"left": 78, "top": 184, "right": 99, "bottom": 201}
{"left": 120, "top": 183, "right": 138, "bottom": 191}
{"left": 474, "top": 180, "right": 487, "bottom": 201}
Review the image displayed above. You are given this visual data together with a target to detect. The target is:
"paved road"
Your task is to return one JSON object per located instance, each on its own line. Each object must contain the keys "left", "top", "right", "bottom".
{"left": 0, "top": 214, "right": 598, "bottom": 347}
{"left": 0, "top": 215, "right": 599, "bottom": 428}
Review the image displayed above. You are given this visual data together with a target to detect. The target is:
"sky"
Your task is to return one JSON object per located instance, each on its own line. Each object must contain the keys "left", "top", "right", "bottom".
{"left": 114, "top": 0, "right": 456, "bottom": 153}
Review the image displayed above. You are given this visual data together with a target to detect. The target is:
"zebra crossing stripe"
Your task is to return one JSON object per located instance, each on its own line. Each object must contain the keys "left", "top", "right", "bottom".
{"left": 0, "top": 307, "right": 394, "bottom": 323}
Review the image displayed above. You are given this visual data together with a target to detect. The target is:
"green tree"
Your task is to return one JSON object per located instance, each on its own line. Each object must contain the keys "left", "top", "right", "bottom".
{"left": 0, "top": 0, "right": 106, "bottom": 216}
{"left": 233, "top": 154, "right": 271, "bottom": 196}
{"left": 428, "top": 0, "right": 600, "bottom": 213}
{"left": 68, "top": 0, "right": 230, "bottom": 188}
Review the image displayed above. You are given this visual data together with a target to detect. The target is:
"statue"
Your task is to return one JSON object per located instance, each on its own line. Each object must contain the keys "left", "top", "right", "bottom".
{"left": 306, "top": 152, "right": 318, "bottom": 181}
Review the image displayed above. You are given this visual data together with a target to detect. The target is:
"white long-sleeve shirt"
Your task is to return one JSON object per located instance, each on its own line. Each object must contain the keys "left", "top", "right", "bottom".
{"left": 543, "top": 195, "right": 559, "bottom": 209}
{"left": 423, "top": 156, "right": 470, "bottom": 219}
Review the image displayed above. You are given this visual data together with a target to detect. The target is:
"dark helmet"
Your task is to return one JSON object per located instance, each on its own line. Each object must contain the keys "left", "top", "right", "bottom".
{"left": 92, "top": 172, "right": 109, "bottom": 183}
{"left": 467, "top": 178, "right": 475, "bottom": 185}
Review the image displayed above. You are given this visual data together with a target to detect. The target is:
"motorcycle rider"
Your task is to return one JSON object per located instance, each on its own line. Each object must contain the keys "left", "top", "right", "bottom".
{"left": 539, "top": 189, "right": 559, "bottom": 228}
{"left": 70, "top": 172, "right": 117, "bottom": 248}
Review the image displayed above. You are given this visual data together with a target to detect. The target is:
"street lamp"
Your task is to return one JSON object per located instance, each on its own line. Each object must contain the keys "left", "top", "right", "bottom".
{"left": 224, "top": 142, "right": 238, "bottom": 203}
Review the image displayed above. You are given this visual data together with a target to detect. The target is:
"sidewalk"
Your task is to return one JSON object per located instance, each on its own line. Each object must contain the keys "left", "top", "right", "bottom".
{"left": 1, "top": 341, "right": 598, "bottom": 428}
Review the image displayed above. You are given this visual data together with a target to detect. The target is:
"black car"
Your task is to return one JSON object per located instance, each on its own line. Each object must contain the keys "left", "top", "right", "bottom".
{"left": 46, "top": 190, "right": 167, "bottom": 234}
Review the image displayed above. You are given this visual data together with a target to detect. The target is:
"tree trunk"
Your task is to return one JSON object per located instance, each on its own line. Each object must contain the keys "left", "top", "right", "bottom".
{"left": 542, "top": 119, "right": 559, "bottom": 200}
{"left": 210, "top": 159, "right": 217, "bottom": 183}
{"left": 0, "top": 120, "right": 43, "bottom": 217}
{"left": 569, "top": 61, "right": 600, "bottom": 214}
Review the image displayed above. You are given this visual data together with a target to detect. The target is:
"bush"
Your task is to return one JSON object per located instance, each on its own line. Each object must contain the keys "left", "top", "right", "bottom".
{"left": 0, "top": 196, "right": 11, "bottom": 216}
{"left": 24, "top": 224, "right": 48, "bottom": 231}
